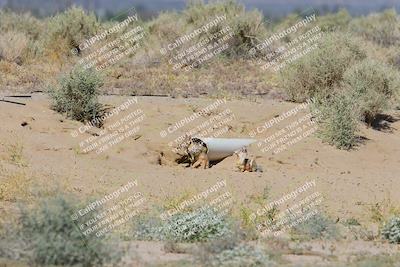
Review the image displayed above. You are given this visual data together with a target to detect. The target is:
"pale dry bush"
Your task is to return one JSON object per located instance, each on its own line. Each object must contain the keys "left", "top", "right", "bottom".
{"left": 0, "top": 161, "right": 31, "bottom": 202}
{"left": 0, "top": 31, "right": 29, "bottom": 64}
{"left": 350, "top": 9, "right": 400, "bottom": 47}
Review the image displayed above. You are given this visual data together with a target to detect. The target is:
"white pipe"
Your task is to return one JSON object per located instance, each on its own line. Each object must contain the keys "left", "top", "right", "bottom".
{"left": 193, "top": 137, "right": 256, "bottom": 161}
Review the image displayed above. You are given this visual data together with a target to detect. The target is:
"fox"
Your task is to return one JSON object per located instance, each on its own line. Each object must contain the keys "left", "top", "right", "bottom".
{"left": 178, "top": 135, "right": 210, "bottom": 169}
{"left": 234, "top": 147, "right": 262, "bottom": 172}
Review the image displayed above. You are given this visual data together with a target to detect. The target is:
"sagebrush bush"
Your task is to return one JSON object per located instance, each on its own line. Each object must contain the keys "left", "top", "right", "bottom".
{"left": 317, "top": 9, "right": 351, "bottom": 32}
{"left": 197, "top": 242, "right": 272, "bottom": 267}
{"left": 350, "top": 9, "right": 400, "bottom": 47}
{"left": 148, "top": 0, "right": 267, "bottom": 59}
{"left": 0, "top": 10, "right": 43, "bottom": 39}
{"left": 382, "top": 217, "right": 400, "bottom": 244}
{"left": 343, "top": 59, "right": 400, "bottom": 124}
{"left": 131, "top": 208, "right": 233, "bottom": 242}
{"left": 313, "top": 93, "right": 359, "bottom": 149}
{"left": 45, "top": 6, "right": 100, "bottom": 54}
{"left": 292, "top": 212, "right": 338, "bottom": 240}
{"left": 50, "top": 67, "right": 105, "bottom": 125}
{"left": 280, "top": 33, "right": 366, "bottom": 102}
{"left": 0, "top": 31, "right": 29, "bottom": 64}
{"left": 0, "top": 196, "right": 120, "bottom": 266}
{"left": 165, "top": 208, "right": 233, "bottom": 242}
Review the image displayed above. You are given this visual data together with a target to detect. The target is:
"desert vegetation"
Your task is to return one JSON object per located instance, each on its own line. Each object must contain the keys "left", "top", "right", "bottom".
{"left": 1, "top": 1, "right": 400, "bottom": 266}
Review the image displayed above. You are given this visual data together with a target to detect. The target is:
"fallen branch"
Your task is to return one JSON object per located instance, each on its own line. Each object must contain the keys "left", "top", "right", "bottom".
{"left": 0, "top": 99, "right": 26, "bottom": 105}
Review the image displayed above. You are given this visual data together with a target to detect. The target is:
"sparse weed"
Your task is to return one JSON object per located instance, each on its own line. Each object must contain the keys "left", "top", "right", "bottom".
{"left": 7, "top": 143, "right": 26, "bottom": 166}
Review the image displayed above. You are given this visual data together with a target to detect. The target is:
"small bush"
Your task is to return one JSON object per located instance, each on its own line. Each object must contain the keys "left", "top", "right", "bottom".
{"left": 343, "top": 59, "right": 400, "bottom": 124}
{"left": 292, "top": 212, "right": 338, "bottom": 240}
{"left": 131, "top": 208, "right": 233, "bottom": 242}
{"left": 0, "top": 196, "right": 120, "bottom": 266}
{"left": 382, "top": 217, "right": 400, "bottom": 244}
{"left": 280, "top": 33, "right": 366, "bottom": 102}
{"left": 313, "top": 93, "right": 359, "bottom": 150}
{"left": 196, "top": 241, "right": 272, "bottom": 267}
{"left": 50, "top": 67, "right": 105, "bottom": 125}
{"left": 350, "top": 9, "right": 400, "bottom": 47}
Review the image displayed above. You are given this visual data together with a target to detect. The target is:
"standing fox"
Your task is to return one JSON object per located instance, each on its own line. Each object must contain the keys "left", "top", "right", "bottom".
{"left": 234, "top": 147, "right": 262, "bottom": 172}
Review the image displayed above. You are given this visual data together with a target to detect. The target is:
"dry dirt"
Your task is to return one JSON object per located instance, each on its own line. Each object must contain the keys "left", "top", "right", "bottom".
{"left": 1, "top": 93, "right": 400, "bottom": 266}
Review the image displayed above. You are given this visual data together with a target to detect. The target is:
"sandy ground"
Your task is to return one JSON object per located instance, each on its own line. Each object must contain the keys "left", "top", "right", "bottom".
{"left": 1, "top": 93, "right": 400, "bottom": 265}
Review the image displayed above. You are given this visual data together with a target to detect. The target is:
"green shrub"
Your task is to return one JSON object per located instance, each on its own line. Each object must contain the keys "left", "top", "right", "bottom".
{"left": 197, "top": 241, "right": 272, "bottom": 267}
{"left": 313, "top": 93, "right": 359, "bottom": 149}
{"left": 0, "top": 196, "right": 120, "bottom": 266}
{"left": 343, "top": 59, "right": 400, "bottom": 124}
{"left": 350, "top": 9, "right": 400, "bottom": 47}
{"left": 164, "top": 208, "right": 233, "bottom": 242}
{"left": 382, "top": 217, "right": 400, "bottom": 244}
{"left": 148, "top": 0, "right": 267, "bottom": 59}
{"left": 131, "top": 208, "right": 233, "bottom": 242}
{"left": 50, "top": 67, "right": 105, "bottom": 125}
{"left": 45, "top": 6, "right": 100, "bottom": 54}
{"left": 280, "top": 33, "right": 366, "bottom": 102}
{"left": 292, "top": 212, "right": 338, "bottom": 240}
{"left": 185, "top": 0, "right": 267, "bottom": 57}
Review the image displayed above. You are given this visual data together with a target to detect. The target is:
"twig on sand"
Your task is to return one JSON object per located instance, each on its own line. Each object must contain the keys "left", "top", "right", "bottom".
{"left": 0, "top": 95, "right": 31, "bottom": 105}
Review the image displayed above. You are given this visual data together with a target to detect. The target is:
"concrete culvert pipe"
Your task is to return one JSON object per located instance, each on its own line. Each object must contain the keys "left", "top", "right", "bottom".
{"left": 192, "top": 137, "right": 256, "bottom": 161}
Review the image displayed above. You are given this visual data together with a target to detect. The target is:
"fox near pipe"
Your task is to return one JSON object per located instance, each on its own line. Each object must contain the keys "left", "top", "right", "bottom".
{"left": 192, "top": 137, "right": 256, "bottom": 161}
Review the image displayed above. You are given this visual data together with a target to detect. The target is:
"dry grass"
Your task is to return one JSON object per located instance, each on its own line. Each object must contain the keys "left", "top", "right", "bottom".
{"left": 0, "top": 31, "right": 29, "bottom": 64}
{"left": 0, "top": 167, "right": 32, "bottom": 202}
